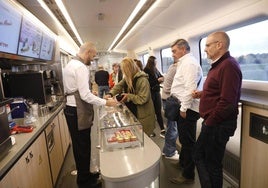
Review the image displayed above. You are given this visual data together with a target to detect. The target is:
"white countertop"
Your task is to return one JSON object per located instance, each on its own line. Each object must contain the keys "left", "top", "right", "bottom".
{"left": 0, "top": 105, "right": 63, "bottom": 179}
{"left": 100, "top": 134, "right": 161, "bottom": 182}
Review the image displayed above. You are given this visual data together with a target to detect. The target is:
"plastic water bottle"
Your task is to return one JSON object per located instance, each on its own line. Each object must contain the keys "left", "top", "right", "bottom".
{"left": 6, "top": 104, "right": 12, "bottom": 122}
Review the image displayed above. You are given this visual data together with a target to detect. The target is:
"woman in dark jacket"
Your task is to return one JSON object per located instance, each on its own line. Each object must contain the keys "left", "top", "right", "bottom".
{"left": 144, "top": 56, "right": 165, "bottom": 138}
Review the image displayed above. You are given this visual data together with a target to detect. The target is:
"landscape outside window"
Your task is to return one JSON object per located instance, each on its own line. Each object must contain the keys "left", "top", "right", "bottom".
{"left": 161, "top": 48, "right": 173, "bottom": 73}
{"left": 200, "top": 20, "right": 268, "bottom": 81}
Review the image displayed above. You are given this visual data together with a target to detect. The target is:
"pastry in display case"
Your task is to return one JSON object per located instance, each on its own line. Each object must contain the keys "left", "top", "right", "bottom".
{"left": 99, "top": 104, "right": 144, "bottom": 152}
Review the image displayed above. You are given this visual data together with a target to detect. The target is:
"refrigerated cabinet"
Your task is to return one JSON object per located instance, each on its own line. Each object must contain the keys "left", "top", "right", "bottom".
{"left": 98, "top": 105, "right": 161, "bottom": 188}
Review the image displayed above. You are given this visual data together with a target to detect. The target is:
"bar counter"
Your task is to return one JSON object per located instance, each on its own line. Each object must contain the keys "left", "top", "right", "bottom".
{"left": 0, "top": 103, "right": 64, "bottom": 180}
{"left": 100, "top": 134, "right": 161, "bottom": 188}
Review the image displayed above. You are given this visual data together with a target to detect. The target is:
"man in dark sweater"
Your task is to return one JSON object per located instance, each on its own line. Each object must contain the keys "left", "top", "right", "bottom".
{"left": 192, "top": 31, "right": 242, "bottom": 188}
{"left": 94, "top": 65, "right": 109, "bottom": 98}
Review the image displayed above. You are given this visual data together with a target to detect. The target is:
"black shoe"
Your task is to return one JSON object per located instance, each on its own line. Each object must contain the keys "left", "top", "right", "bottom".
{"left": 90, "top": 171, "right": 100, "bottom": 180}
{"left": 149, "top": 132, "right": 156, "bottom": 137}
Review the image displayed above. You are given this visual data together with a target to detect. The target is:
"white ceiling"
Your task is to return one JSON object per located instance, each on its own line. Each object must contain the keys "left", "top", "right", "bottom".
{"left": 62, "top": 0, "right": 141, "bottom": 51}
{"left": 17, "top": 0, "right": 267, "bottom": 53}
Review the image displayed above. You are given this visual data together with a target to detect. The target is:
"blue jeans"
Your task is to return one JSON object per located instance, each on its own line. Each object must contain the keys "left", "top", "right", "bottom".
{"left": 98, "top": 85, "right": 109, "bottom": 98}
{"left": 162, "top": 99, "right": 178, "bottom": 156}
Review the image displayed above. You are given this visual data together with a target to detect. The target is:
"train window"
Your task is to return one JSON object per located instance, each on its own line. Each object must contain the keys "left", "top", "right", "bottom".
{"left": 160, "top": 47, "right": 173, "bottom": 73}
{"left": 141, "top": 53, "right": 149, "bottom": 66}
{"left": 200, "top": 20, "right": 268, "bottom": 81}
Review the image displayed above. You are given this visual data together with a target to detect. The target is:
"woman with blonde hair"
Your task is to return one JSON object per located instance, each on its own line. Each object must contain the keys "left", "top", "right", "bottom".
{"left": 105, "top": 57, "right": 155, "bottom": 136}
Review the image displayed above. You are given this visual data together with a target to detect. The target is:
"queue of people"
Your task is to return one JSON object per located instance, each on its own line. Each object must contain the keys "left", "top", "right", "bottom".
{"left": 62, "top": 30, "right": 241, "bottom": 188}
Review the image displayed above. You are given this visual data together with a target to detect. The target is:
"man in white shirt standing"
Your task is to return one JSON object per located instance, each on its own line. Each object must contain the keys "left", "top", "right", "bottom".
{"left": 169, "top": 39, "right": 203, "bottom": 184}
{"left": 63, "top": 42, "right": 117, "bottom": 188}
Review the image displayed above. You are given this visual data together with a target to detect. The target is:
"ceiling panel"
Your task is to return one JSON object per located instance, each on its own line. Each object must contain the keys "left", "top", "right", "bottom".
{"left": 16, "top": 0, "right": 264, "bottom": 53}
{"left": 62, "top": 0, "right": 139, "bottom": 50}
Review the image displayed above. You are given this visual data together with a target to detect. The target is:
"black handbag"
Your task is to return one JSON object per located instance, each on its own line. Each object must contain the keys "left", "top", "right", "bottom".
{"left": 124, "top": 101, "right": 137, "bottom": 117}
{"left": 164, "top": 96, "right": 180, "bottom": 121}
{"left": 122, "top": 77, "right": 138, "bottom": 117}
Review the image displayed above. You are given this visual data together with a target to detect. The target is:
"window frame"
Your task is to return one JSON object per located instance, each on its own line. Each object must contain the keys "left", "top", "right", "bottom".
{"left": 199, "top": 19, "right": 268, "bottom": 82}
{"left": 160, "top": 47, "right": 173, "bottom": 73}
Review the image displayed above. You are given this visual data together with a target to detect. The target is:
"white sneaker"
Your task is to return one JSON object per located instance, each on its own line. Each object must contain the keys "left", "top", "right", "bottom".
{"left": 162, "top": 150, "right": 178, "bottom": 156}
{"left": 165, "top": 153, "right": 180, "bottom": 160}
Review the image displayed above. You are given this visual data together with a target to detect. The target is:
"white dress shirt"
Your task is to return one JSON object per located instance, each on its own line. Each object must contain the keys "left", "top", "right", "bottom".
{"left": 63, "top": 59, "right": 106, "bottom": 107}
{"left": 171, "top": 53, "right": 203, "bottom": 113}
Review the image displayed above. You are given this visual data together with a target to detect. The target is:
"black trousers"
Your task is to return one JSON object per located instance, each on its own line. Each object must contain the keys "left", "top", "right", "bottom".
{"left": 64, "top": 106, "right": 92, "bottom": 185}
{"left": 194, "top": 120, "right": 237, "bottom": 188}
{"left": 151, "top": 91, "right": 165, "bottom": 130}
{"left": 176, "top": 117, "right": 197, "bottom": 179}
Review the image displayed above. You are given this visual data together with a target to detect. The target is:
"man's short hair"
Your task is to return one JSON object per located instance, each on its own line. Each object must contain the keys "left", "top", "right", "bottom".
{"left": 171, "top": 39, "right": 190, "bottom": 51}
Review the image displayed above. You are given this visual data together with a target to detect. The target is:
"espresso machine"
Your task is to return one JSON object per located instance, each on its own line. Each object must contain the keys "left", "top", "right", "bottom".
{"left": 0, "top": 68, "right": 13, "bottom": 160}
{"left": 1, "top": 69, "right": 62, "bottom": 106}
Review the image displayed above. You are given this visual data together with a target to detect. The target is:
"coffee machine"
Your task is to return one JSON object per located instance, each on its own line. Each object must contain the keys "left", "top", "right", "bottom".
{"left": 2, "top": 71, "right": 48, "bottom": 104}
{"left": 0, "top": 69, "right": 13, "bottom": 160}
{"left": 1, "top": 70, "right": 61, "bottom": 105}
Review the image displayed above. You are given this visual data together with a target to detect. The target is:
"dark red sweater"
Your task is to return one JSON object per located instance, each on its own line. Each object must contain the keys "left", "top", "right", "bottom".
{"left": 200, "top": 52, "right": 242, "bottom": 126}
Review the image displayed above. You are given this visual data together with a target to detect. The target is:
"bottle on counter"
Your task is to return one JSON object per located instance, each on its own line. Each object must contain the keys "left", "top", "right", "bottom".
{"left": 6, "top": 104, "right": 12, "bottom": 122}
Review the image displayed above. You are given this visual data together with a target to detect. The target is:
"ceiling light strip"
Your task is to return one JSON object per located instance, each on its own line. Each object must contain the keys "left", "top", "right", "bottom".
{"left": 55, "top": 0, "right": 83, "bottom": 45}
{"left": 115, "top": 0, "right": 158, "bottom": 51}
{"left": 37, "top": 0, "right": 78, "bottom": 49}
{"left": 108, "top": 0, "right": 148, "bottom": 51}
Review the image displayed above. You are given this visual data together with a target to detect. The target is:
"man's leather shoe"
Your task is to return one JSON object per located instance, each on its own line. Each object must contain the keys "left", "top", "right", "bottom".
{"left": 90, "top": 171, "right": 101, "bottom": 180}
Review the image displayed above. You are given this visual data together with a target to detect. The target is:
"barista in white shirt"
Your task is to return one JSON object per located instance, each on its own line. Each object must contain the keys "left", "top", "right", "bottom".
{"left": 63, "top": 42, "right": 117, "bottom": 188}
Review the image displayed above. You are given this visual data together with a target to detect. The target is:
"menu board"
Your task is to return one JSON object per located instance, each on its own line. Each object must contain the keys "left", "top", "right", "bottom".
{"left": 17, "top": 17, "right": 42, "bottom": 58}
{"left": 0, "top": 1, "right": 22, "bottom": 54}
{"left": 40, "top": 33, "right": 55, "bottom": 60}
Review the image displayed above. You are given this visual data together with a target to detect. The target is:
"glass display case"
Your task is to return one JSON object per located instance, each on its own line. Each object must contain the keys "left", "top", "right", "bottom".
{"left": 98, "top": 104, "right": 144, "bottom": 152}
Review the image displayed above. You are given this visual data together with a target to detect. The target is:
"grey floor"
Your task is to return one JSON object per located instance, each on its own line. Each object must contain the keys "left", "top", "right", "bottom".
{"left": 55, "top": 123, "right": 234, "bottom": 188}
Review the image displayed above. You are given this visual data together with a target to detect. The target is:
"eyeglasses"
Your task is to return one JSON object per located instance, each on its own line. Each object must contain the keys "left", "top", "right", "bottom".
{"left": 205, "top": 41, "right": 219, "bottom": 47}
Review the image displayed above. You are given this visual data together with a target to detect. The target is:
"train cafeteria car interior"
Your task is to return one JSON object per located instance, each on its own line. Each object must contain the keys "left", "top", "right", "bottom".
{"left": 0, "top": 0, "right": 268, "bottom": 188}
